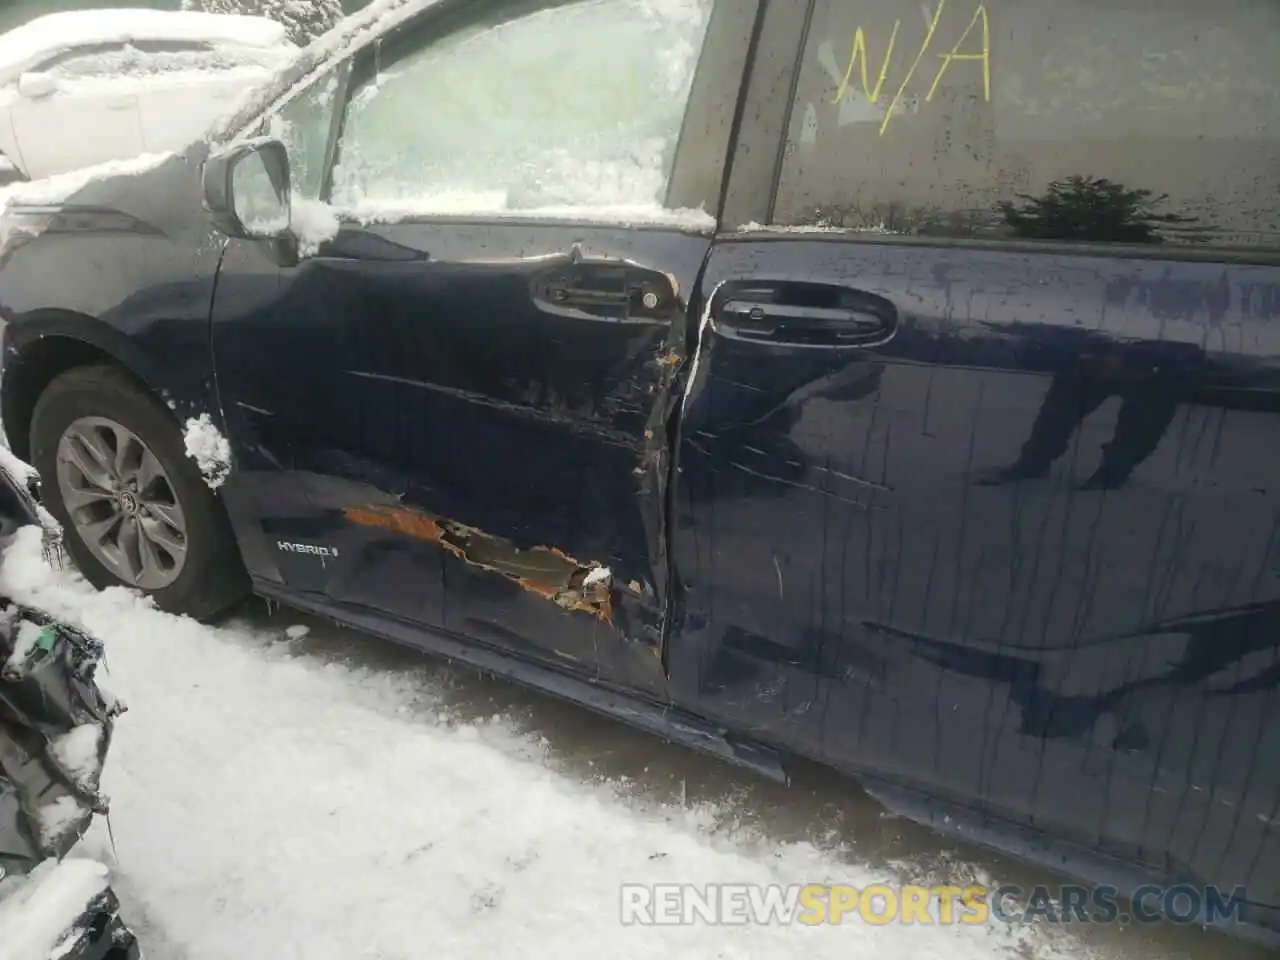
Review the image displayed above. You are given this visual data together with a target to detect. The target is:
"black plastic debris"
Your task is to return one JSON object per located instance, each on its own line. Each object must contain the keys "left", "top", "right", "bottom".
{"left": 0, "top": 448, "right": 138, "bottom": 959}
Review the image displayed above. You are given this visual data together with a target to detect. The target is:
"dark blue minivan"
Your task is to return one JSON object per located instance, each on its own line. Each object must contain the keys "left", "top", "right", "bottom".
{"left": 0, "top": 0, "right": 1276, "bottom": 944}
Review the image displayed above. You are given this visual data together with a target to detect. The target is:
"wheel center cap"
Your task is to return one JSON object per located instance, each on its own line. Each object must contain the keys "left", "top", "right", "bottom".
{"left": 118, "top": 491, "right": 140, "bottom": 516}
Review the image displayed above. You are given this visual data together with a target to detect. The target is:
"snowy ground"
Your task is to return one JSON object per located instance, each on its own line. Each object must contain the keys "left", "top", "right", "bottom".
{"left": 0, "top": 527, "right": 1266, "bottom": 960}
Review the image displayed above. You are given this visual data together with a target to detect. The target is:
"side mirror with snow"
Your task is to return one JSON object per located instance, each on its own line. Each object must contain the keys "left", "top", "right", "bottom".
{"left": 203, "top": 137, "right": 292, "bottom": 243}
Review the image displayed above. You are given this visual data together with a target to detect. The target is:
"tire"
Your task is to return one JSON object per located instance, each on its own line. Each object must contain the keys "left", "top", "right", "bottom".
{"left": 29, "top": 364, "right": 249, "bottom": 620}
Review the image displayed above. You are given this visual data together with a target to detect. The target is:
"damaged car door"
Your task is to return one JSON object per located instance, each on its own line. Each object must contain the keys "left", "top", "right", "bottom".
{"left": 209, "top": 0, "right": 753, "bottom": 690}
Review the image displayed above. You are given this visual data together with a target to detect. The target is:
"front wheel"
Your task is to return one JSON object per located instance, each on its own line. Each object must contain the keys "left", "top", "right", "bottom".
{"left": 30, "top": 365, "right": 249, "bottom": 620}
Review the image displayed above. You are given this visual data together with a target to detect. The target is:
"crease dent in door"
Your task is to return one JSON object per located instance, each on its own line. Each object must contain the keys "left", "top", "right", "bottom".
{"left": 343, "top": 504, "right": 648, "bottom": 624}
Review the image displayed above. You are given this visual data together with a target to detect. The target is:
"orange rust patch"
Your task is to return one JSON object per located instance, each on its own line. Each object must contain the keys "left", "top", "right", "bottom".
{"left": 343, "top": 504, "right": 614, "bottom": 623}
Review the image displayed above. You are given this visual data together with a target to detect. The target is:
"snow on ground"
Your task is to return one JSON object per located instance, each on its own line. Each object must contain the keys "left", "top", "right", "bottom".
{"left": 0, "top": 526, "right": 1099, "bottom": 960}
{"left": 0, "top": 859, "right": 109, "bottom": 960}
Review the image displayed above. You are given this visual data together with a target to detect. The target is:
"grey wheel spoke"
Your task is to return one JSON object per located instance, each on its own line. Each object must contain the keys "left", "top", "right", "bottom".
{"left": 139, "top": 514, "right": 185, "bottom": 558}
{"left": 135, "top": 520, "right": 169, "bottom": 583}
{"left": 114, "top": 432, "right": 144, "bottom": 483}
{"left": 144, "top": 500, "right": 185, "bottom": 535}
{"left": 63, "top": 484, "right": 116, "bottom": 511}
{"left": 61, "top": 433, "right": 115, "bottom": 491}
{"left": 132, "top": 449, "right": 166, "bottom": 495}
{"left": 114, "top": 516, "right": 144, "bottom": 583}
{"left": 80, "top": 513, "right": 121, "bottom": 548}
{"left": 73, "top": 424, "right": 117, "bottom": 475}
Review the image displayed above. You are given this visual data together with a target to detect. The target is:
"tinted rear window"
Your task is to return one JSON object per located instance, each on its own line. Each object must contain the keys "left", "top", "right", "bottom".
{"left": 772, "top": 0, "right": 1280, "bottom": 252}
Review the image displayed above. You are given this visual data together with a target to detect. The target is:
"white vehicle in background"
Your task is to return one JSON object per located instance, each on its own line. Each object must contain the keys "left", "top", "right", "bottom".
{"left": 0, "top": 8, "right": 298, "bottom": 181}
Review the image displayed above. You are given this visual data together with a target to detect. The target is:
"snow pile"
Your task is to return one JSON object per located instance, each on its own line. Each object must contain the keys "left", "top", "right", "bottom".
{"left": 49, "top": 725, "right": 105, "bottom": 795}
{"left": 0, "top": 444, "right": 61, "bottom": 563}
{"left": 0, "top": 526, "right": 1097, "bottom": 960}
{"left": 0, "top": 858, "right": 110, "bottom": 960}
{"left": 1, "top": 617, "right": 45, "bottom": 677}
{"left": 290, "top": 197, "right": 340, "bottom": 257}
{"left": 182, "top": 414, "right": 232, "bottom": 490}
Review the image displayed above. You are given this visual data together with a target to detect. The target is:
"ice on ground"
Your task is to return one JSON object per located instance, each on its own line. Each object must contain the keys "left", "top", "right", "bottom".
{"left": 182, "top": 414, "right": 232, "bottom": 490}
{"left": 0, "top": 525, "right": 1097, "bottom": 960}
{"left": 0, "top": 859, "right": 110, "bottom": 960}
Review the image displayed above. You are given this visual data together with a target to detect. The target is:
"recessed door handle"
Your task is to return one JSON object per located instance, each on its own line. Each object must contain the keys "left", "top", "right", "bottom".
{"left": 716, "top": 298, "right": 895, "bottom": 349}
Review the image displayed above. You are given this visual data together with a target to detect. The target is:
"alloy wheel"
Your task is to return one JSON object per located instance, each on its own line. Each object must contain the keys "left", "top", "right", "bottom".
{"left": 54, "top": 416, "right": 188, "bottom": 590}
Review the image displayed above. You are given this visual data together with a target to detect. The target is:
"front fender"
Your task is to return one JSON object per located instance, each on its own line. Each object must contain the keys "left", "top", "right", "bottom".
{"left": 0, "top": 146, "right": 227, "bottom": 441}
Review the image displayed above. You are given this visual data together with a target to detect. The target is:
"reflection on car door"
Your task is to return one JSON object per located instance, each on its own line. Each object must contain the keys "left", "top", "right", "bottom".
{"left": 211, "top": 0, "right": 754, "bottom": 694}
{"left": 673, "top": 0, "right": 1280, "bottom": 918}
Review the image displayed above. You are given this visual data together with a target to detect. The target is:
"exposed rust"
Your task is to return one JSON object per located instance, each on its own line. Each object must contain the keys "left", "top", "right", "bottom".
{"left": 343, "top": 505, "right": 614, "bottom": 623}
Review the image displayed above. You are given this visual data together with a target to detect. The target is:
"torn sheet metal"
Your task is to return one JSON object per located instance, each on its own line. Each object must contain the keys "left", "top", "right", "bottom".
{"left": 344, "top": 505, "right": 617, "bottom": 622}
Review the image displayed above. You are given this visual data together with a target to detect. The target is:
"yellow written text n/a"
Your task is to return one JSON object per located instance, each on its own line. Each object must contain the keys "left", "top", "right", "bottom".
{"left": 829, "top": 0, "right": 991, "bottom": 135}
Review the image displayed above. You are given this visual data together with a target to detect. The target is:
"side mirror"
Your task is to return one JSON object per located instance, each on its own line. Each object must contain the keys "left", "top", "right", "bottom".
{"left": 17, "top": 72, "right": 58, "bottom": 99}
{"left": 202, "top": 137, "right": 291, "bottom": 241}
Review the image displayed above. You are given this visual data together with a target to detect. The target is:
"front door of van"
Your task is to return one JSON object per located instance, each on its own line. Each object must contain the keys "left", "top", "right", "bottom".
{"left": 210, "top": 0, "right": 755, "bottom": 695}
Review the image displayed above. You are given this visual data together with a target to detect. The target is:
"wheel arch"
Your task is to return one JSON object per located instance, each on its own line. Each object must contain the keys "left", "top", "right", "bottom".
{"left": 2, "top": 311, "right": 169, "bottom": 461}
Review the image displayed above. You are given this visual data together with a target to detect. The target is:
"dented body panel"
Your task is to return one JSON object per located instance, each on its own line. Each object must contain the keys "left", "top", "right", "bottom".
{"left": 674, "top": 237, "right": 1280, "bottom": 933}
{"left": 0, "top": 0, "right": 1278, "bottom": 947}
{"left": 211, "top": 222, "right": 712, "bottom": 693}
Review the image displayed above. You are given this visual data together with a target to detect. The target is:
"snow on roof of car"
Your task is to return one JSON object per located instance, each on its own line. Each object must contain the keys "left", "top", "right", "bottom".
{"left": 0, "top": 9, "right": 293, "bottom": 86}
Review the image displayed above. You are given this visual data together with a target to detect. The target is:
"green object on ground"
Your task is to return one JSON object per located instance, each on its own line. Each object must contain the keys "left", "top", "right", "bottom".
{"left": 35, "top": 624, "right": 57, "bottom": 653}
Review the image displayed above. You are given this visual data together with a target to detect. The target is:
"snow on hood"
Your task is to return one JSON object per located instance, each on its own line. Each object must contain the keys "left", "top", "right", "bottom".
{"left": 0, "top": 9, "right": 294, "bottom": 88}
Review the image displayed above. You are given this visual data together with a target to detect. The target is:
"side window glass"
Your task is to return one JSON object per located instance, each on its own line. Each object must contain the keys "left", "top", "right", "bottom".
{"left": 38, "top": 46, "right": 129, "bottom": 81}
{"left": 773, "top": 0, "right": 1280, "bottom": 252}
{"left": 329, "top": 0, "right": 715, "bottom": 215}
{"left": 265, "top": 63, "right": 350, "bottom": 201}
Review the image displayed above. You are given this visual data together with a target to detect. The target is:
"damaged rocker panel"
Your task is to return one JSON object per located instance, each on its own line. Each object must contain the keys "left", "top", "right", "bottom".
{"left": 343, "top": 504, "right": 622, "bottom": 623}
